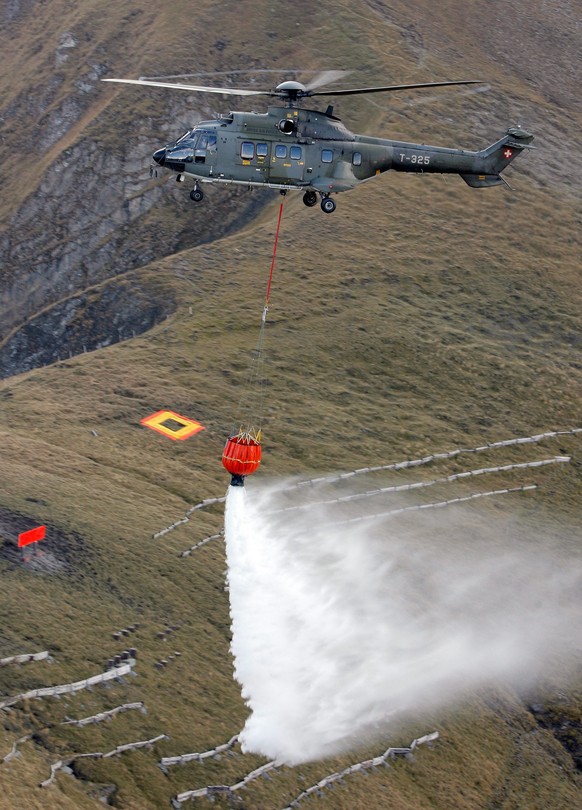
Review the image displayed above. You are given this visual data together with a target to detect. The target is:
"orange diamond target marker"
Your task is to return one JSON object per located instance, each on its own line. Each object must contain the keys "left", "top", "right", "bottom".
{"left": 140, "top": 410, "right": 205, "bottom": 441}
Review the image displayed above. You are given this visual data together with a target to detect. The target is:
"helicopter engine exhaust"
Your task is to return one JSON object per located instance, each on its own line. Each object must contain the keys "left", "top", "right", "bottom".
{"left": 278, "top": 119, "right": 296, "bottom": 135}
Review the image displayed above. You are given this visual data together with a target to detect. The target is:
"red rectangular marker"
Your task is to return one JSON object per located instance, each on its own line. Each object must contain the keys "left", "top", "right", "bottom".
{"left": 18, "top": 525, "right": 46, "bottom": 548}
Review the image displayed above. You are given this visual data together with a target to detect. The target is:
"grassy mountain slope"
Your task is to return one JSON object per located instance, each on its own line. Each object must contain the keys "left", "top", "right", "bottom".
{"left": 1, "top": 1, "right": 581, "bottom": 808}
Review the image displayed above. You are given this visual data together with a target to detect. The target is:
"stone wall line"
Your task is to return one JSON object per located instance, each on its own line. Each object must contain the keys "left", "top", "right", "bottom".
{"left": 180, "top": 530, "right": 224, "bottom": 558}
{"left": 282, "top": 732, "right": 440, "bottom": 808}
{"left": 273, "top": 457, "right": 568, "bottom": 514}
{"left": 60, "top": 701, "right": 146, "bottom": 727}
{"left": 39, "top": 734, "right": 168, "bottom": 787}
{"left": 160, "top": 733, "right": 239, "bottom": 770}
{"left": 330, "top": 484, "right": 537, "bottom": 527}
{"left": 102, "top": 732, "right": 168, "bottom": 758}
{"left": 153, "top": 497, "right": 225, "bottom": 540}
{"left": 0, "top": 650, "right": 50, "bottom": 667}
{"left": 1, "top": 735, "right": 31, "bottom": 765}
{"left": 0, "top": 663, "right": 134, "bottom": 710}
{"left": 171, "top": 732, "right": 439, "bottom": 807}
{"left": 172, "top": 759, "right": 280, "bottom": 807}
{"left": 290, "top": 428, "right": 582, "bottom": 489}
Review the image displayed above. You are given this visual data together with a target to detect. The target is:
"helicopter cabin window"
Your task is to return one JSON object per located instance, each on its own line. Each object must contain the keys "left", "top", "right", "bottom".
{"left": 207, "top": 134, "right": 217, "bottom": 150}
{"left": 275, "top": 144, "right": 287, "bottom": 158}
{"left": 256, "top": 143, "right": 268, "bottom": 157}
{"left": 352, "top": 151, "right": 362, "bottom": 166}
{"left": 289, "top": 146, "right": 302, "bottom": 160}
{"left": 241, "top": 141, "right": 255, "bottom": 160}
{"left": 321, "top": 149, "right": 333, "bottom": 163}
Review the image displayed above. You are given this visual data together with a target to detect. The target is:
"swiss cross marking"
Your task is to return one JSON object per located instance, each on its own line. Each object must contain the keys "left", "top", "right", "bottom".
{"left": 503, "top": 148, "right": 513, "bottom": 159}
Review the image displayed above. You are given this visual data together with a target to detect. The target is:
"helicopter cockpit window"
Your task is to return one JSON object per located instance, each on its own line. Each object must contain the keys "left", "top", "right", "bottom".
{"left": 275, "top": 144, "right": 287, "bottom": 158}
{"left": 256, "top": 143, "right": 268, "bottom": 157}
{"left": 241, "top": 141, "right": 255, "bottom": 160}
{"left": 321, "top": 149, "right": 333, "bottom": 163}
{"left": 290, "top": 146, "right": 302, "bottom": 160}
{"left": 197, "top": 133, "right": 216, "bottom": 150}
{"left": 352, "top": 151, "right": 362, "bottom": 166}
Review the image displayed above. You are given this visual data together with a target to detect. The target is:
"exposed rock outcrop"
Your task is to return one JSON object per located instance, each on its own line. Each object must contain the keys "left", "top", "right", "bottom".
{"left": 0, "top": 275, "right": 174, "bottom": 378}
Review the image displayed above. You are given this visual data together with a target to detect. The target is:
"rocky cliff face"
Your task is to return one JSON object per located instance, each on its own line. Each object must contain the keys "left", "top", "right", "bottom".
{"left": 0, "top": 91, "right": 265, "bottom": 377}
{"left": 0, "top": 6, "right": 269, "bottom": 378}
{"left": 0, "top": 275, "right": 173, "bottom": 378}
{"left": 1, "top": 135, "right": 160, "bottom": 335}
{"left": 0, "top": 129, "right": 263, "bottom": 376}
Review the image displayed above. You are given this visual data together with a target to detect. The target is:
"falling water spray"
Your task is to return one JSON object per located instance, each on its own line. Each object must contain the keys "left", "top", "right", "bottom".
{"left": 224, "top": 477, "right": 582, "bottom": 765}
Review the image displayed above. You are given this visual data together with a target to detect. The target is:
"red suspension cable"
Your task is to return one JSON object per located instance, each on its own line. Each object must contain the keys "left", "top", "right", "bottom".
{"left": 225, "top": 197, "right": 286, "bottom": 483}
{"left": 264, "top": 197, "right": 285, "bottom": 312}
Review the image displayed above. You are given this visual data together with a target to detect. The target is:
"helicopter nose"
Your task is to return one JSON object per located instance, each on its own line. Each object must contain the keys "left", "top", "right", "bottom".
{"left": 153, "top": 148, "right": 166, "bottom": 166}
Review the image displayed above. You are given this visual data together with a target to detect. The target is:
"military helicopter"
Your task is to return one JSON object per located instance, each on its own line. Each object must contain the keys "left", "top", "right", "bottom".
{"left": 102, "top": 72, "right": 534, "bottom": 213}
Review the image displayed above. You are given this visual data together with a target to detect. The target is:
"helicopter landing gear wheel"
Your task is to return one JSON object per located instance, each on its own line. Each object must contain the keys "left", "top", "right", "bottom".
{"left": 190, "top": 187, "right": 204, "bottom": 202}
{"left": 321, "top": 196, "right": 336, "bottom": 214}
{"left": 303, "top": 191, "right": 317, "bottom": 208}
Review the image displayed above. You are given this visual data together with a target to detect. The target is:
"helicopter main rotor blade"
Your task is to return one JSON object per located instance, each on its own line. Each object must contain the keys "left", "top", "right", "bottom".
{"left": 102, "top": 78, "right": 271, "bottom": 96}
{"left": 308, "top": 79, "right": 483, "bottom": 97}
{"left": 304, "top": 69, "right": 351, "bottom": 91}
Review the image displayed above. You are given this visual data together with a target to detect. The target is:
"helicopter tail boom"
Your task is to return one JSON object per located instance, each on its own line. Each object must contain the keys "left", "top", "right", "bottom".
{"left": 460, "top": 127, "right": 534, "bottom": 188}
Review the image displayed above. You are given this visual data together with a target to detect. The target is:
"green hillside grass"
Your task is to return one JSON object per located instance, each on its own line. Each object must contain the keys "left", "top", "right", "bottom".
{"left": 1, "top": 171, "right": 581, "bottom": 808}
{"left": 1, "top": 0, "right": 582, "bottom": 807}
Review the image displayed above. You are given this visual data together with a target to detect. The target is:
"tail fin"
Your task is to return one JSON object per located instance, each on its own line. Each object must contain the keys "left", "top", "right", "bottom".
{"left": 461, "top": 126, "right": 534, "bottom": 188}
